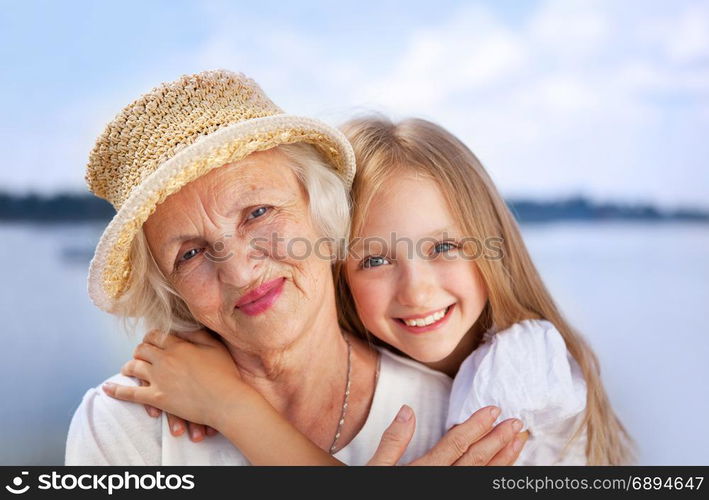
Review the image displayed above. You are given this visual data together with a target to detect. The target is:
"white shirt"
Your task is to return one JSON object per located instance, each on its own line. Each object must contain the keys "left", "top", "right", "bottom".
{"left": 446, "top": 319, "right": 588, "bottom": 465}
{"left": 66, "top": 347, "right": 451, "bottom": 465}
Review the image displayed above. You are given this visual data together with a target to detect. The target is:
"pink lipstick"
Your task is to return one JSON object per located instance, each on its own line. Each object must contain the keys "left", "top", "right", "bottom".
{"left": 235, "top": 277, "right": 286, "bottom": 316}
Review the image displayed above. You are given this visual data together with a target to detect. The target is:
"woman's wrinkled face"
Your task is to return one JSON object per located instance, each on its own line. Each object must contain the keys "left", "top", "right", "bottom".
{"left": 143, "top": 148, "right": 334, "bottom": 352}
{"left": 345, "top": 173, "right": 488, "bottom": 363}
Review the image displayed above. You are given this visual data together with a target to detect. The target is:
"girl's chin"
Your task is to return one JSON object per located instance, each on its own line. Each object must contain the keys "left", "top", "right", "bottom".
{"left": 397, "top": 342, "right": 456, "bottom": 365}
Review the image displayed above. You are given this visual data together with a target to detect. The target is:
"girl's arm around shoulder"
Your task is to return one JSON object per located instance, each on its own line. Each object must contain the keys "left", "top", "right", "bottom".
{"left": 65, "top": 374, "right": 162, "bottom": 465}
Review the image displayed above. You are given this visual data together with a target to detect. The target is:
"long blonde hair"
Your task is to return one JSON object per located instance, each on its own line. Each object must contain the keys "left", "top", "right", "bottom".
{"left": 334, "top": 116, "right": 634, "bottom": 465}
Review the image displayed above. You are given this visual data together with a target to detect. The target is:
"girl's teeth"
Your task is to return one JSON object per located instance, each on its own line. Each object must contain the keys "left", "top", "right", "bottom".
{"left": 403, "top": 308, "right": 447, "bottom": 327}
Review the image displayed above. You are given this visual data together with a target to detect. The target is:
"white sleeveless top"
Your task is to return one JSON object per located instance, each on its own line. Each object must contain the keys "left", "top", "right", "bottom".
{"left": 446, "top": 319, "right": 588, "bottom": 465}
{"left": 66, "top": 347, "right": 452, "bottom": 465}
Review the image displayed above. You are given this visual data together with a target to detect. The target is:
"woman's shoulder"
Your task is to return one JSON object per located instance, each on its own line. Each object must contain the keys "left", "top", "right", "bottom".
{"left": 376, "top": 347, "right": 452, "bottom": 420}
{"left": 378, "top": 346, "right": 452, "bottom": 392}
{"left": 73, "top": 373, "right": 150, "bottom": 422}
{"left": 65, "top": 374, "right": 162, "bottom": 465}
{"left": 356, "top": 347, "right": 451, "bottom": 463}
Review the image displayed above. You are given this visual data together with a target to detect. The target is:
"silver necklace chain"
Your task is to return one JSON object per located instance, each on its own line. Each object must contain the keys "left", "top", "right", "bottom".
{"left": 329, "top": 335, "right": 352, "bottom": 455}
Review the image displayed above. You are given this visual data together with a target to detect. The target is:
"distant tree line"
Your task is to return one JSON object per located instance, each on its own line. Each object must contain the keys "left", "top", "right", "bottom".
{"left": 0, "top": 191, "right": 707, "bottom": 224}
{"left": 507, "top": 197, "right": 709, "bottom": 223}
{"left": 0, "top": 192, "right": 113, "bottom": 221}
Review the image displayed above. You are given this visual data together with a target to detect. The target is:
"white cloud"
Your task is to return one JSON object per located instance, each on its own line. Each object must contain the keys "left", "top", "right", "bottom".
{"left": 664, "top": 3, "right": 709, "bottom": 63}
{"left": 339, "top": 0, "right": 709, "bottom": 208}
{"left": 354, "top": 5, "right": 527, "bottom": 112}
{"left": 2, "top": 0, "right": 707, "bottom": 209}
{"left": 529, "top": 0, "right": 610, "bottom": 57}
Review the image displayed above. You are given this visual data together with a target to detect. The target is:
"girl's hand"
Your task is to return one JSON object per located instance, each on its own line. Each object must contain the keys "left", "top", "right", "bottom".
{"left": 129, "top": 330, "right": 219, "bottom": 442}
{"left": 136, "top": 331, "right": 219, "bottom": 443}
{"left": 144, "top": 396, "right": 218, "bottom": 443}
{"left": 367, "top": 405, "right": 528, "bottom": 466}
{"left": 102, "top": 329, "right": 253, "bottom": 430}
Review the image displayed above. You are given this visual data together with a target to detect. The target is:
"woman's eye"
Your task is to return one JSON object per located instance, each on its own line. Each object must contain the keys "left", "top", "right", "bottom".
{"left": 433, "top": 241, "right": 458, "bottom": 254}
{"left": 180, "top": 248, "right": 202, "bottom": 263}
{"left": 362, "top": 256, "right": 390, "bottom": 269}
{"left": 247, "top": 206, "right": 269, "bottom": 220}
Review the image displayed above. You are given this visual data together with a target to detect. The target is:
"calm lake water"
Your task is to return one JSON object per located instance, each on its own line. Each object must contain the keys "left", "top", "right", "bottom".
{"left": 1, "top": 221, "right": 707, "bottom": 465}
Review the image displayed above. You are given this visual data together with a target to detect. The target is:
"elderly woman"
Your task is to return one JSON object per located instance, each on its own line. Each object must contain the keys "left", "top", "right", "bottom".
{"left": 66, "top": 71, "right": 520, "bottom": 465}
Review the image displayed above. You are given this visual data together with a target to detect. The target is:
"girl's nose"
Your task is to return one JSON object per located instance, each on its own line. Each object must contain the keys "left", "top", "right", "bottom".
{"left": 395, "top": 260, "right": 436, "bottom": 308}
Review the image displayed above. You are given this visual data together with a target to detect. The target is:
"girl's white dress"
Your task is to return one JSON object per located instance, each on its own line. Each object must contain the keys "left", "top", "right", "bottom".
{"left": 446, "top": 319, "right": 588, "bottom": 465}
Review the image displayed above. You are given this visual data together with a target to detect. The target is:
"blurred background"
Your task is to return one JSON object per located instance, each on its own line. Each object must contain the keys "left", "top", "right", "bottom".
{"left": 1, "top": 0, "right": 707, "bottom": 465}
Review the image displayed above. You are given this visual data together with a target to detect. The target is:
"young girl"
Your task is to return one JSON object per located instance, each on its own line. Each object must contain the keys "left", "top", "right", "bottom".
{"left": 334, "top": 117, "right": 632, "bottom": 465}
{"left": 105, "top": 116, "right": 633, "bottom": 465}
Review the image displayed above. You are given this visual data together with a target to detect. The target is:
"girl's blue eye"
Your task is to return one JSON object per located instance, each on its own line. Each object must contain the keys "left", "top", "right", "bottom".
{"left": 248, "top": 206, "right": 269, "bottom": 220}
{"left": 434, "top": 241, "right": 457, "bottom": 254}
{"left": 362, "top": 256, "right": 390, "bottom": 269}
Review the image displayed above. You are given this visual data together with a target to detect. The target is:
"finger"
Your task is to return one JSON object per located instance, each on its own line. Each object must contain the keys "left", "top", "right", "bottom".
{"left": 367, "top": 405, "right": 416, "bottom": 466}
{"left": 453, "top": 418, "right": 523, "bottom": 466}
{"left": 487, "top": 431, "right": 528, "bottom": 466}
{"left": 133, "top": 342, "right": 162, "bottom": 363}
{"left": 143, "top": 329, "right": 171, "bottom": 348}
{"left": 512, "top": 431, "right": 529, "bottom": 463}
{"left": 120, "top": 359, "right": 151, "bottom": 381}
{"left": 172, "top": 329, "right": 219, "bottom": 346}
{"left": 102, "top": 382, "right": 151, "bottom": 405}
{"left": 167, "top": 413, "right": 187, "bottom": 436}
{"left": 144, "top": 404, "right": 162, "bottom": 418}
{"left": 136, "top": 379, "right": 161, "bottom": 417}
{"left": 205, "top": 426, "right": 218, "bottom": 437}
{"left": 413, "top": 406, "right": 500, "bottom": 465}
{"left": 188, "top": 422, "right": 206, "bottom": 442}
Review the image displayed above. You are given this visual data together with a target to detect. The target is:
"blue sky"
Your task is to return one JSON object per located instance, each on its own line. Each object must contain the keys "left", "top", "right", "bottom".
{"left": 1, "top": 0, "right": 708, "bottom": 208}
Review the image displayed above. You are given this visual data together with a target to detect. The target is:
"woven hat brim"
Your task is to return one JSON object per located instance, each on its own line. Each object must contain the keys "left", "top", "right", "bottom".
{"left": 88, "top": 114, "right": 355, "bottom": 313}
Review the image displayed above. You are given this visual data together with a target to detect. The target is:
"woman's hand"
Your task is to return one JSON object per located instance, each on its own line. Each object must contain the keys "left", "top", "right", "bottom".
{"left": 102, "top": 329, "right": 254, "bottom": 431}
{"left": 367, "top": 405, "right": 527, "bottom": 466}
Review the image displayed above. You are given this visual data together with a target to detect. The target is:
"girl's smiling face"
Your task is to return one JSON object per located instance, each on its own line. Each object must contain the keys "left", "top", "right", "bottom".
{"left": 345, "top": 173, "right": 489, "bottom": 366}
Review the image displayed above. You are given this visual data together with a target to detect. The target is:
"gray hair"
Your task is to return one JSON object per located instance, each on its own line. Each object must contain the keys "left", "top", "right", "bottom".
{"left": 114, "top": 142, "right": 351, "bottom": 334}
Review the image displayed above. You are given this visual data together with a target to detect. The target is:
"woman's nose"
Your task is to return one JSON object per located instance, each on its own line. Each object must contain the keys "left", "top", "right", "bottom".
{"left": 212, "top": 236, "right": 265, "bottom": 288}
{"left": 395, "top": 260, "right": 436, "bottom": 307}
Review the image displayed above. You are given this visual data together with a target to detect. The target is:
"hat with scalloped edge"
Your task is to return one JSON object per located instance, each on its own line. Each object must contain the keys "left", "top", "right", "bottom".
{"left": 86, "top": 69, "right": 355, "bottom": 313}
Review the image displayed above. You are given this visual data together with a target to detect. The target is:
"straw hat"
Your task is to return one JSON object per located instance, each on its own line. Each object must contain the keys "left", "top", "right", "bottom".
{"left": 86, "top": 70, "right": 355, "bottom": 313}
